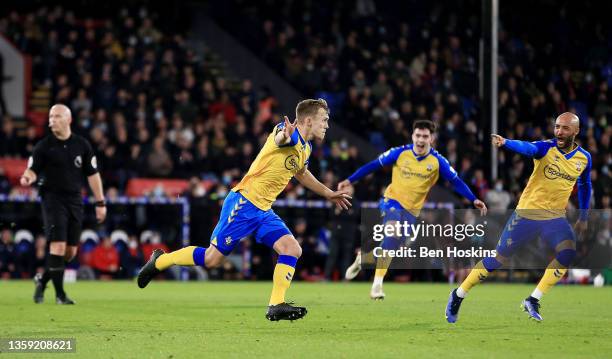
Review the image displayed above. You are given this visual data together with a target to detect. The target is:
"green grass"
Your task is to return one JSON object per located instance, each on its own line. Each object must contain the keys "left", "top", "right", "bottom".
{"left": 2, "top": 280, "right": 611, "bottom": 358}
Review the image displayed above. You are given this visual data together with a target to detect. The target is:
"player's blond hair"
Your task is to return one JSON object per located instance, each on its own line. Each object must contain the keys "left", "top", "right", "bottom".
{"left": 296, "top": 98, "right": 329, "bottom": 122}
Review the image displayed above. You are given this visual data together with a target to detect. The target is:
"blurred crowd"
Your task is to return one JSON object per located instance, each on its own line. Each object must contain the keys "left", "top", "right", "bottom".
{"left": 0, "top": 2, "right": 610, "bottom": 280}
{"left": 216, "top": 0, "right": 611, "bottom": 209}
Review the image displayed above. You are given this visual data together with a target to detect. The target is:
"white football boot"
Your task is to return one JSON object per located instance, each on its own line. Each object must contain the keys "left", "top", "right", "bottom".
{"left": 344, "top": 251, "right": 362, "bottom": 280}
{"left": 370, "top": 283, "right": 385, "bottom": 300}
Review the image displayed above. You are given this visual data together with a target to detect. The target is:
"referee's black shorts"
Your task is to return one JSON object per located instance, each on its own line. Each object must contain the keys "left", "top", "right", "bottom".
{"left": 41, "top": 192, "right": 83, "bottom": 246}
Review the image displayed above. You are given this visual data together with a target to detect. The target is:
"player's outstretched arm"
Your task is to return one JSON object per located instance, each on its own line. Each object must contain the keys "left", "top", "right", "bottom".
{"left": 295, "top": 168, "right": 352, "bottom": 210}
{"left": 437, "top": 154, "right": 488, "bottom": 216}
{"left": 341, "top": 158, "right": 383, "bottom": 188}
{"left": 491, "top": 134, "right": 548, "bottom": 158}
{"left": 338, "top": 147, "right": 403, "bottom": 190}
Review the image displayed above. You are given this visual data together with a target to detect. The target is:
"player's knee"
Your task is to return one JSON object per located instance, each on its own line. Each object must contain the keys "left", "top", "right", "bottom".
{"left": 289, "top": 244, "right": 302, "bottom": 258}
{"left": 281, "top": 242, "right": 301, "bottom": 258}
{"left": 275, "top": 236, "right": 302, "bottom": 258}
{"left": 205, "top": 256, "right": 222, "bottom": 268}
{"left": 204, "top": 253, "right": 223, "bottom": 268}
{"left": 49, "top": 242, "right": 67, "bottom": 256}
{"left": 556, "top": 248, "right": 576, "bottom": 267}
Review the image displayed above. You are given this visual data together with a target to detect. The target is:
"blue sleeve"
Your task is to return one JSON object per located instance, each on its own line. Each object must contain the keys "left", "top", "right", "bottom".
{"left": 577, "top": 152, "right": 592, "bottom": 221}
{"left": 347, "top": 147, "right": 404, "bottom": 183}
{"left": 377, "top": 146, "right": 404, "bottom": 166}
{"left": 503, "top": 140, "right": 550, "bottom": 159}
{"left": 436, "top": 154, "right": 477, "bottom": 202}
{"left": 348, "top": 158, "right": 383, "bottom": 183}
{"left": 275, "top": 123, "right": 299, "bottom": 147}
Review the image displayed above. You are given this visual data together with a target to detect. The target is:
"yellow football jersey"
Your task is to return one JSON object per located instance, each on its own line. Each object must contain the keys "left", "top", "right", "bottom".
{"left": 233, "top": 123, "right": 311, "bottom": 210}
{"left": 513, "top": 140, "right": 592, "bottom": 220}
{"left": 379, "top": 145, "right": 467, "bottom": 216}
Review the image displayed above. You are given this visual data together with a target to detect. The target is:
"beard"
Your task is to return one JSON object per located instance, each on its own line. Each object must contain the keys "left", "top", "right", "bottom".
{"left": 556, "top": 135, "right": 575, "bottom": 150}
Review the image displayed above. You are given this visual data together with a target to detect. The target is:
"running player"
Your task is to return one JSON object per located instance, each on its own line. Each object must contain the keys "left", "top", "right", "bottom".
{"left": 137, "top": 99, "right": 351, "bottom": 321}
{"left": 340, "top": 120, "right": 487, "bottom": 299}
{"left": 446, "top": 112, "right": 591, "bottom": 322}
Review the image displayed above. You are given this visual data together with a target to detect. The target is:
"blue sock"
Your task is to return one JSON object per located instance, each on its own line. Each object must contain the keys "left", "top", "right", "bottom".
{"left": 193, "top": 247, "right": 207, "bottom": 267}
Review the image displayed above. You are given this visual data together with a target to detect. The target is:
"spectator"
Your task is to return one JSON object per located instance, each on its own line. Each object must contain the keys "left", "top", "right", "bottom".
{"left": 0, "top": 166, "right": 10, "bottom": 194}
{"left": 91, "top": 236, "right": 120, "bottom": 279}
{"left": 119, "top": 236, "right": 144, "bottom": 279}
{"left": 147, "top": 136, "right": 173, "bottom": 177}
{"left": 485, "top": 179, "right": 512, "bottom": 211}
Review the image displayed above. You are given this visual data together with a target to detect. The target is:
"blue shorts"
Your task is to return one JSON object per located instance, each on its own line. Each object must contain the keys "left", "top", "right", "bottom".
{"left": 379, "top": 197, "right": 417, "bottom": 250}
{"left": 496, "top": 212, "right": 575, "bottom": 257}
{"left": 210, "top": 191, "right": 292, "bottom": 256}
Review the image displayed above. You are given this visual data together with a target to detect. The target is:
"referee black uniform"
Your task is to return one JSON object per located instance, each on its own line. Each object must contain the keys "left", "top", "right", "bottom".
{"left": 29, "top": 133, "right": 100, "bottom": 303}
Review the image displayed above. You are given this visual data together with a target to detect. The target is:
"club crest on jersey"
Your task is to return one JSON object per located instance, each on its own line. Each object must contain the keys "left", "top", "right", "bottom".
{"left": 74, "top": 155, "right": 82, "bottom": 168}
{"left": 575, "top": 161, "right": 582, "bottom": 172}
{"left": 554, "top": 155, "right": 560, "bottom": 162}
{"left": 284, "top": 154, "right": 299, "bottom": 170}
{"left": 225, "top": 236, "right": 232, "bottom": 245}
{"left": 426, "top": 164, "right": 433, "bottom": 171}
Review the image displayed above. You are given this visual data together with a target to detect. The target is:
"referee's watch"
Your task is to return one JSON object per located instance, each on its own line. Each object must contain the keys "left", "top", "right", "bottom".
{"left": 95, "top": 200, "right": 106, "bottom": 207}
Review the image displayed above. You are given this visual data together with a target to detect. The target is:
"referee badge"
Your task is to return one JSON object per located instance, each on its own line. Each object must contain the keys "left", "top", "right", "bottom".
{"left": 74, "top": 155, "right": 82, "bottom": 168}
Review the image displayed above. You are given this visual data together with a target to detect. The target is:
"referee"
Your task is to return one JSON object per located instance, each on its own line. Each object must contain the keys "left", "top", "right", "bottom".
{"left": 21, "top": 104, "right": 107, "bottom": 304}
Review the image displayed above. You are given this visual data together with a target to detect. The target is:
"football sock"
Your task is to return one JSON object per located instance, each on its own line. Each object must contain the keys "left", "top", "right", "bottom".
{"left": 373, "top": 269, "right": 387, "bottom": 286}
{"left": 155, "top": 246, "right": 206, "bottom": 270}
{"left": 373, "top": 256, "right": 391, "bottom": 286}
{"left": 48, "top": 254, "right": 66, "bottom": 298}
{"left": 458, "top": 257, "right": 502, "bottom": 298}
{"left": 40, "top": 256, "right": 52, "bottom": 287}
{"left": 269, "top": 255, "right": 297, "bottom": 305}
{"left": 530, "top": 288, "right": 544, "bottom": 300}
{"left": 533, "top": 259, "right": 567, "bottom": 299}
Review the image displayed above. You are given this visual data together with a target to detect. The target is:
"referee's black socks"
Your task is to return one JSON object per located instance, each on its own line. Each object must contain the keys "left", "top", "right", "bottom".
{"left": 46, "top": 254, "right": 66, "bottom": 299}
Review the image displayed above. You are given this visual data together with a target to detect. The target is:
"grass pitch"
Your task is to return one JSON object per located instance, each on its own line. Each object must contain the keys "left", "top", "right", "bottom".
{"left": 2, "top": 281, "right": 611, "bottom": 358}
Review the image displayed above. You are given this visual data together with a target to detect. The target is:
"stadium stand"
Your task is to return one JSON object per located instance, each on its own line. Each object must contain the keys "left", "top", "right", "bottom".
{"left": 0, "top": 1, "right": 609, "bottom": 280}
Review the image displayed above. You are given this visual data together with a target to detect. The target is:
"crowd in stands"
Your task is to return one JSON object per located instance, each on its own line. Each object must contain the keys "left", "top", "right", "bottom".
{"left": 216, "top": 0, "right": 611, "bottom": 209}
{"left": 1, "top": 1, "right": 610, "bottom": 280}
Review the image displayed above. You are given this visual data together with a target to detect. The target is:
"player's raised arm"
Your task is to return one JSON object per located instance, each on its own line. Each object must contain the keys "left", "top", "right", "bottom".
{"left": 274, "top": 116, "right": 298, "bottom": 146}
{"left": 492, "top": 134, "right": 549, "bottom": 158}
{"left": 436, "top": 153, "right": 487, "bottom": 216}
{"left": 295, "top": 168, "right": 352, "bottom": 210}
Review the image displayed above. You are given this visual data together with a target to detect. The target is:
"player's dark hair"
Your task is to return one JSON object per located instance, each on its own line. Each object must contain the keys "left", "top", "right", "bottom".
{"left": 412, "top": 120, "right": 436, "bottom": 133}
{"left": 296, "top": 98, "right": 329, "bottom": 121}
